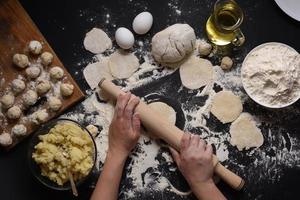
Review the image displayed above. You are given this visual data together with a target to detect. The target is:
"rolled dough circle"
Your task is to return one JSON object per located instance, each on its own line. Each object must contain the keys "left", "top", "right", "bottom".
{"left": 148, "top": 101, "right": 176, "bottom": 125}
{"left": 108, "top": 50, "right": 139, "bottom": 79}
{"left": 210, "top": 91, "right": 243, "bottom": 123}
{"left": 84, "top": 28, "right": 112, "bottom": 54}
{"left": 179, "top": 56, "right": 214, "bottom": 89}
{"left": 230, "top": 113, "right": 264, "bottom": 151}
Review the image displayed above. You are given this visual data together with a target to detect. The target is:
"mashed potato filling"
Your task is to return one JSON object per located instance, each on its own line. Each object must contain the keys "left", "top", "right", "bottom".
{"left": 32, "top": 122, "right": 94, "bottom": 186}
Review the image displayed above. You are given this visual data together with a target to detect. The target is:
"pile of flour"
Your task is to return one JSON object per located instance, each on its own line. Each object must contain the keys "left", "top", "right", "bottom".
{"left": 242, "top": 43, "right": 300, "bottom": 107}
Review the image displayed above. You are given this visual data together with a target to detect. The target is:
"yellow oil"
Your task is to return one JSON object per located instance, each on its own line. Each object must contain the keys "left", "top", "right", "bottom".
{"left": 206, "top": 1, "right": 243, "bottom": 46}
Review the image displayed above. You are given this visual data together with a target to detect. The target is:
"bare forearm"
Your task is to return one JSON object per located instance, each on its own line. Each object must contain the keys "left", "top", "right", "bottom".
{"left": 90, "top": 152, "right": 127, "bottom": 200}
{"left": 192, "top": 181, "right": 227, "bottom": 200}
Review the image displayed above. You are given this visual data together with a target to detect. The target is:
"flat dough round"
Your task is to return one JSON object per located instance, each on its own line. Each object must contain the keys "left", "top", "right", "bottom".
{"left": 84, "top": 28, "right": 112, "bottom": 54}
{"left": 83, "top": 57, "right": 113, "bottom": 89}
{"left": 211, "top": 91, "right": 243, "bottom": 123}
{"left": 108, "top": 50, "right": 139, "bottom": 79}
{"left": 230, "top": 113, "right": 264, "bottom": 151}
{"left": 179, "top": 56, "right": 214, "bottom": 89}
{"left": 148, "top": 102, "right": 176, "bottom": 125}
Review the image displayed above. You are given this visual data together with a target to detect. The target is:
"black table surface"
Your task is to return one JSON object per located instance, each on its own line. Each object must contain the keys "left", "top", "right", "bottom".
{"left": 1, "top": 0, "right": 300, "bottom": 200}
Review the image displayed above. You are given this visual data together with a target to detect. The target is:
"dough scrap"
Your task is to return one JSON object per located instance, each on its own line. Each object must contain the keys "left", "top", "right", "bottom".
{"left": 108, "top": 50, "right": 139, "bottom": 79}
{"left": 84, "top": 28, "right": 112, "bottom": 54}
{"left": 83, "top": 57, "right": 113, "bottom": 89}
{"left": 230, "top": 113, "right": 264, "bottom": 151}
{"left": 179, "top": 56, "right": 214, "bottom": 89}
{"left": 148, "top": 102, "right": 176, "bottom": 125}
{"left": 211, "top": 91, "right": 243, "bottom": 123}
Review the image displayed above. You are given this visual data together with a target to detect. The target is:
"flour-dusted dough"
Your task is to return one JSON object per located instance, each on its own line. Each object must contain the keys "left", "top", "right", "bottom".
{"left": 108, "top": 50, "right": 139, "bottom": 79}
{"left": 0, "top": 94, "right": 15, "bottom": 109}
{"left": 29, "top": 40, "right": 42, "bottom": 55}
{"left": 84, "top": 28, "right": 112, "bottom": 54}
{"left": 26, "top": 66, "right": 41, "bottom": 79}
{"left": 40, "top": 52, "right": 53, "bottom": 66}
{"left": 22, "top": 90, "right": 38, "bottom": 107}
{"left": 230, "top": 113, "right": 264, "bottom": 151}
{"left": 36, "top": 80, "right": 51, "bottom": 96}
{"left": 211, "top": 91, "right": 243, "bottom": 123}
{"left": 0, "top": 133, "right": 13, "bottom": 147}
{"left": 151, "top": 24, "right": 196, "bottom": 64}
{"left": 49, "top": 66, "right": 64, "bottom": 80}
{"left": 60, "top": 83, "right": 74, "bottom": 97}
{"left": 13, "top": 54, "right": 29, "bottom": 68}
{"left": 48, "top": 96, "right": 62, "bottom": 111}
{"left": 148, "top": 102, "right": 176, "bottom": 125}
{"left": 7, "top": 106, "right": 22, "bottom": 119}
{"left": 11, "top": 124, "right": 27, "bottom": 137}
{"left": 179, "top": 56, "right": 214, "bottom": 89}
{"left": 83, "top": 57, "right": 113, "bottom": 89}
{"left": 11, "top": 79, "right": 26, "bottom": 94}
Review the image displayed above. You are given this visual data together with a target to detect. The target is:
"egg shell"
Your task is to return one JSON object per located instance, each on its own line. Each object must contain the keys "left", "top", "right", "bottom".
{"left": 132, "top": 12, "right": 153, "bottom": 35}
{"left": 115, "top": 27, "right": 135, "bottom": 49}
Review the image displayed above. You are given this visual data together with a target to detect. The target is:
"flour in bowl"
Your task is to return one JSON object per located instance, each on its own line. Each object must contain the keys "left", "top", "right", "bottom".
{"left": 242, "top": 43, "right": 300, "bottom": 107}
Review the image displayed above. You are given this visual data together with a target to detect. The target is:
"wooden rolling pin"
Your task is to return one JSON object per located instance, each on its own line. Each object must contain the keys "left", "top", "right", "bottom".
{"left": 98, "top": 78, "right": 245, "bottom": 190}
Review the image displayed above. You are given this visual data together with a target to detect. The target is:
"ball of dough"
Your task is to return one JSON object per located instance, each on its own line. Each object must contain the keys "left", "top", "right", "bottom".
{"left": 151, "top": 24, "right": 196, "bottom": 64}
{"left": 211, "top": 91, "right": 243, "bottom": 123}
{"left": 86, "top": 124, "right": 98, "bottom": 137}
{"left": 198, "top": 40, "right": 212, "bottom": 56}
{"left": 36, "top": 80, "right": 51, "bottom": 95}
{"left": 26, "top": 66, "right": 41, "bottom": 79}
{"left": 29, "top": 40, "right": 42, "bottom": 55}
{"left": 33, "top": 109, "right": 48, "bottom": 124}
{"left": 220, "top": 56, "right": 233, "bottom": 70}
{"left": 11, "top": 79, "right": 26, "bottom": 94}
{"left": 48, "top": 96, "right": 62, "bottom": 111}
{"left": 60, "top": 83, "right": 74, "bottom": 97}
{"left": 13, "top": 54, "right": 29, "bottom": 68}
{"left": 7, "top": 106, "right": 22, "bottom": 119}
{"left": 1, "top": 94, "right": 15, "bottom": 109}
{"left": 11, "top": 124, "right": 27, "bottom": 137}
{"left": 22, "top": 90, "right": 38, "bottom": 107}
{"left": 49, "top": 66, "right": 64, "bottom": 80}
{"left": 0, "top": 133, "right": 13, "bottom": 147}
{"left": 40, "top": 52, "right": 53, "bottom": 66}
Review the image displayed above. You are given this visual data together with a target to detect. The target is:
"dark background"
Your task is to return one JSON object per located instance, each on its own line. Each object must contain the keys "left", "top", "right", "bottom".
{"left": 1, "top": 0, "right": 300, "bottom": 200}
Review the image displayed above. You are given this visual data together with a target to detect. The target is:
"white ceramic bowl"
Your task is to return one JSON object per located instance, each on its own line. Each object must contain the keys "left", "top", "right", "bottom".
{"left": 241, "top": 42, "right": 300, "bottom": 109}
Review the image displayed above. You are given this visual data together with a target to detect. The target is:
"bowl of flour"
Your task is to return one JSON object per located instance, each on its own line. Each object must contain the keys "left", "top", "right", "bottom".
{"left": 241, "top": 42, "right": 300, "bottom": 108}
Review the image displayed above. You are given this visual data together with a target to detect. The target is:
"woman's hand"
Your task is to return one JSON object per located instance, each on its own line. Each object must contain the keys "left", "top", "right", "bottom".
{"left": 108, "top": 92, "right": 141, "bottom": 159}
{"left": 170, "top": 133, "right": 214, "bottom": 189}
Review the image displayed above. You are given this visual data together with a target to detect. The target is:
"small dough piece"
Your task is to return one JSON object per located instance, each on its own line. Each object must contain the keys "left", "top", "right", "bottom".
{"left": 220, "top": 56, "right": 233, "bottom": 70}
{"left": 151, "top": 24, "right": 196, "bottom": 64}
{"left": 108, "top": 50, "right": 139, "bottom": 79}
{"left": 36, "top": 80, "right": 51, "bottom": 95}
{"left": 148, "top": 102, "right": 176, "bottom": 125}
{"left": 198, "top": 40, "right": 212, "bottom": 56}
{"left": 40, "top": 52, "right": 53, "bottom": 66}
{"left": 86, "top": 124, "right": 98, "bottom": 137}
{"left": 32, "top": 109, "right": 49, "bottom": 124}
{"left": 29, "top": 40, "right": 42, "bottom": 55}
{"left": 230, "top": 113, "right": 264, "bottom": 151}
{"left": 7, "top": 106, "right": 22, "bottom": 119}
{"left": 11, "top": 124, "right": 27, "bottom": 137}
{"left": 11, "top": 79, "right": 26, "bottom": 94}
{"left": 26, "top": 66, "right": 41, "bottom": 79}
{"left": 0, "top": 133, "right": 13, "bottom": 147}
{"left": 211, "top": 91, "right": 243, "bottom": 123}
{"left": 23, "top": 90, "right": 38, "bottom": 107}
{"left": 49, "top": 66, "right": 64, "bottom": 80}
{"left": 48, "top": 96, "right": 62, "bottom": 111}
{"left": 179, "top": 56, "right": 214, "bottom": 89}
{"left": 83, "top": 57, "right": 113, "bottom": 89}
{"left": 1, "top": 94, "right": 15, "bottom": 109}
{"left": 60, "top": 83, "right": 74, "bottom": 97}
{"left": 84, "top": 28, "right": 112, "bottom": 54}
{"left": 13, "top": 54, "right": 29, "bottom": 68}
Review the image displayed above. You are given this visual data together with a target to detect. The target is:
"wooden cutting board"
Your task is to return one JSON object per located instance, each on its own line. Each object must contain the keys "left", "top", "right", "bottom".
{"left": 0, "top": 0, "right": 85, "bottom": 149}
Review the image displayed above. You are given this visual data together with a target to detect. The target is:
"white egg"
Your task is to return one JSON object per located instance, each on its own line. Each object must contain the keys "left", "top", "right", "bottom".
{"left": 115, "top": 27, "right": 135, "bottom": 49}
{"left": 132, "top": 12, "right": 153, "bottom": 35}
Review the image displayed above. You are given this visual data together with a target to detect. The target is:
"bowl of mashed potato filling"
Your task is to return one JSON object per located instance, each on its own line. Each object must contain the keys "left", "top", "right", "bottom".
{"left": 28, "top": 118, "right": 97, "bottom": 190}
